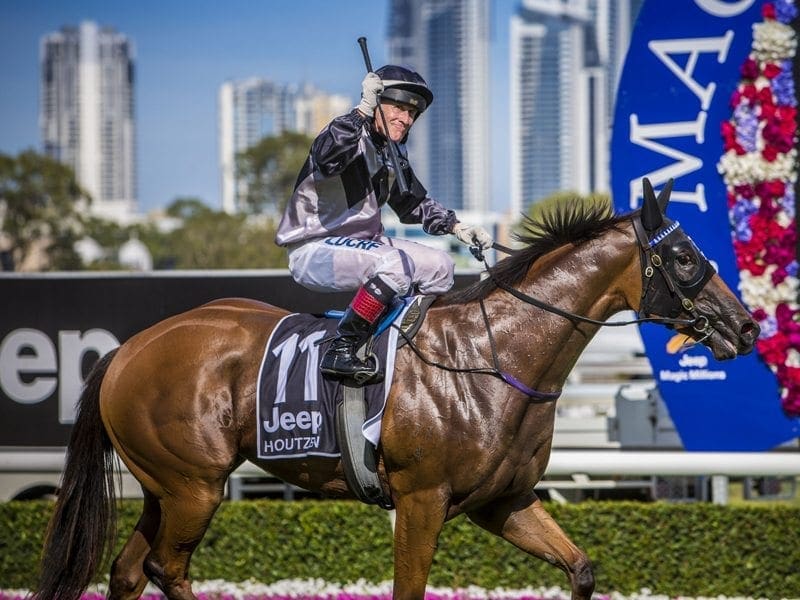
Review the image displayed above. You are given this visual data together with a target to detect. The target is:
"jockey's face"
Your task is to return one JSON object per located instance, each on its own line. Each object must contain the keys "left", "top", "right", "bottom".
{"left": 375, "top": 100, "right": 417, "bottom": 142}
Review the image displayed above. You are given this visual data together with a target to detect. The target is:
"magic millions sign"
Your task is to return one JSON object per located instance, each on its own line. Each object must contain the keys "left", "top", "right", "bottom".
{"left": 611, "top": 0, "right": 800, "bottom": 450}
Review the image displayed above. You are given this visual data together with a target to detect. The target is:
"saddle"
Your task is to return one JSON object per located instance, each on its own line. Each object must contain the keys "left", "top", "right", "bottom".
{"left": 332, "top": 295, "right": 434, "bottom": 509}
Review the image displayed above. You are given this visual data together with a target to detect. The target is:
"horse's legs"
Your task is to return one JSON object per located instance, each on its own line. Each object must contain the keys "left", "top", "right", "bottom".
{"left": 143, "top": 483, "right": 225, "bottom": 600}
{"left": 391, "top": 489, "right": 448, "bottom": 600}
{"left": 467, "top": 494, "right": 594, "bottom": 600}
{"left": 108, "top": 490, "right": 161, "bottom": 600}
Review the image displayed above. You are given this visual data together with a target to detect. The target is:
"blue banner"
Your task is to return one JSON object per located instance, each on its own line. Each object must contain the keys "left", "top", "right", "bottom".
{"left": 611, "top": 0, "right": 800, "bottom": 450}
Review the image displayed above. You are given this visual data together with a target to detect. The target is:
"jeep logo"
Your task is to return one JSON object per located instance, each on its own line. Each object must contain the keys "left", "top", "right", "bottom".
{"left": 0, "top": 328, "right": 119, "bottom": 423}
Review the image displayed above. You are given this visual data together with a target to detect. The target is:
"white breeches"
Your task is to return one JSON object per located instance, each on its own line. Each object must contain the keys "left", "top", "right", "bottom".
{"left": 287, "top": 235, "right": 455, "bottom": 296}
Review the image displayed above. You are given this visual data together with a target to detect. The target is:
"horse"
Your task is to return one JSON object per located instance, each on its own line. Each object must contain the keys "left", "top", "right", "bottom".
{"left": 33, "top": 180, "right": 759, "bottom": 600}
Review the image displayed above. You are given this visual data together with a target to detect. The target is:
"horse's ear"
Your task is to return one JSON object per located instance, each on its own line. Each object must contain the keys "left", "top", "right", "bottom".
{"left": 641, "top": 177, "right": 663, "bottom": 231}
{"left": 656, "top": 178, "right": 674, "bottom": 213}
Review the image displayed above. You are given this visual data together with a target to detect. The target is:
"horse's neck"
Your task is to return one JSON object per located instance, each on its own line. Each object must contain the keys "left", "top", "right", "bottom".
{"left": 487, "top": 227, "right": 639, "bottom": 394}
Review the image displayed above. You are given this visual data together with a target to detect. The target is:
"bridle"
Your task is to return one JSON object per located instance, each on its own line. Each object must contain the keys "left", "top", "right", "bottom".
{"left": 630, "top": 216, "right": 716, "bottom": 345}
{"left": 478, "top": 215, "right": 716, "bottom": 338}
{"left": 396, "top": 215, "right": 719, "bottom": 401}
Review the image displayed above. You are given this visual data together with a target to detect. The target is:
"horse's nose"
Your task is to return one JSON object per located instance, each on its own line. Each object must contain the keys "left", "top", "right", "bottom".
{"left": 738, "top": 319, "right": 760, "bottom": 353}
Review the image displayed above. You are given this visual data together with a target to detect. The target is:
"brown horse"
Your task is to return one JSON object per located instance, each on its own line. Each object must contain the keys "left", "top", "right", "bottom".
{"left": 34, "top": 181, "right": 758, "bottom": 600}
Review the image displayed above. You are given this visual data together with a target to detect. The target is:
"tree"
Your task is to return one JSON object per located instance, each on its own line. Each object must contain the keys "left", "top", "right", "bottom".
{"left": 0, "top": 150, "right": 89, "bottom": 270}
{"left": 236, "top": 131, "right": 313, "bottom": 214}
{"left": 150, "top": 197, "right": 287, "bottom": 269}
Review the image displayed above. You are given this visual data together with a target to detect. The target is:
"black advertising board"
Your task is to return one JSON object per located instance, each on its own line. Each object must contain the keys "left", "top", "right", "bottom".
{"left": 0, "top": 270, "right": 478, "bottom": 447}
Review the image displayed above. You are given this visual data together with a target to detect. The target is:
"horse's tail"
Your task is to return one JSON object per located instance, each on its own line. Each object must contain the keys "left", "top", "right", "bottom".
{"left": 31, "top": 348, "right": 120, "bottom": 600}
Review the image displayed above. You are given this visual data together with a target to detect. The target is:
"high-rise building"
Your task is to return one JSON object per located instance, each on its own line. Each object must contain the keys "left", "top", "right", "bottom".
{"left": 218, "top": 79, "right": 350, "bottom": 214}
{"left": 510, "top": 0, "right": 641, "bottom": 217}
{"left": 510, "top": 0, "right": 598, "bottom": 217}
{"left": 601, "top": 0, "right": 644, "bottom": 124}
{"left": 386, "top": 0, "right": 490, "bottom": 214}
{"left": 40, "top": 21, "right": 137, "bottom": 222}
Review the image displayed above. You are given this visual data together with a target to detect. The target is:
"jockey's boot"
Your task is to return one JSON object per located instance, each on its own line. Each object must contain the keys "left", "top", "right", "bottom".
{"left": 320, "top": 276, "right": 396, "bottom": 385}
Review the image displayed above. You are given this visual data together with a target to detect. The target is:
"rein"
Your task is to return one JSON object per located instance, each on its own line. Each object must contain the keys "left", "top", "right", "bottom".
{"left": 394, "top": 308, "right": 560, "bottom": 402}
{"left": 395, "top": 216, "right": 717, "bottom": 401}
{"left": 473, "top": 239, "right": 696, "bottom": 329}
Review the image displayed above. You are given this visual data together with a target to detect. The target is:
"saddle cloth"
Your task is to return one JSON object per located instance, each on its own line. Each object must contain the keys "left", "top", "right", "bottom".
{"left": 256, "top": 302, "right": 414, "bottom": 460}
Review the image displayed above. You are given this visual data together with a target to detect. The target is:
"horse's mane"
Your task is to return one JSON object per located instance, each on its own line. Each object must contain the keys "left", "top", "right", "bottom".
{"left": 440, "top": 200, "right": 630, "bottom": 305}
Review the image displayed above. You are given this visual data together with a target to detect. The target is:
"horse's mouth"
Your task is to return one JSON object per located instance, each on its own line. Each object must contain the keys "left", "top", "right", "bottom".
{"left": 708, "top": 334, "right": 738, "bottom": 360}
{"left": 679, "top": 310, "right": 759, "bottom": 360}
{"left": 703, "top": 327, "right": 756, "bottom": 360}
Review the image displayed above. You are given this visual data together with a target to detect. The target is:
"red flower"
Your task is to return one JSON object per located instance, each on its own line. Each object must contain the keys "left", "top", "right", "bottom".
{"left": 741, "top": 83, "right": 758, "bottom": 101}
{"left": 771, "top": 267, "right": 788, "bottom": 285}
{"left": 741, "top": 57, "right": 760, "bottom": 79}
{"left": 757, "top": 86, "right": 774, "bottom": 105}
{"left": 766, "top": 180, "right": 785, "bottom": 198}
{"left": 721, "top": 121, "right": 738, "bottom": 151}
{"left": 763, "top": 63, "right": 782, "bottom": 79}
{"left": 775, "top": 106, "right": 797, "bottom": 134}
{"left": 755, "top": 181, "right": 775, "bottom": 201}
{"left": 735, "top": 183, "right": 756, "bottom": 199}
{"left": 762, "top": 2, "right": 776, "bottom": 20}
{"left": 734, "top": 246, "right": 767, "bottom": 275}
{"left": 756, "top": 333, "right": 788, "bottom": 365}
{"left": 778, "top": 367, "right": 800, "bottom": 416}
{"left": 776, "top": 303, "right": 799, "bottom": 331}
{"left": 782, "top": 393, "right": 800, "bottom": 416}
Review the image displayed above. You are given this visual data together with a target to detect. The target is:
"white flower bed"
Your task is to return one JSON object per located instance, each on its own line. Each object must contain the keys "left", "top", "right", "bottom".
{"left": 0, "top": 579, "right": 776, "bottom": 600}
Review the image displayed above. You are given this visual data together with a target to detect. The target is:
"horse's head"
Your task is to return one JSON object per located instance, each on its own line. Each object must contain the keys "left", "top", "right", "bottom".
{"left": 634, "top": 178, "right": 760, "bottom": 360}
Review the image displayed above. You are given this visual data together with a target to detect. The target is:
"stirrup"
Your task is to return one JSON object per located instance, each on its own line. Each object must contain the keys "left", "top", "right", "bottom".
{"left": 321, "top": 353, "right": 383, "bottom": 386}
{"left": 350, "top": 353, "right": 383, "bottom": 386}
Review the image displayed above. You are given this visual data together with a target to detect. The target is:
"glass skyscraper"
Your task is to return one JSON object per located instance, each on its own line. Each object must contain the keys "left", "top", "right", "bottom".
{"left": 387, "top": 0, "right": 490, "bottom": 213}
{"left": 510, "top": 0, "right": 642, "bottom": 217}
{"left": 40, "top": 21, "right": 137, "bottom": 223}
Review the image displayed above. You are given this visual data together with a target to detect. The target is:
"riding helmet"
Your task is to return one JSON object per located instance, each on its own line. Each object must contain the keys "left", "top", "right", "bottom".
{"left": 375, "top": 65, "right": 434, "bottom": 114}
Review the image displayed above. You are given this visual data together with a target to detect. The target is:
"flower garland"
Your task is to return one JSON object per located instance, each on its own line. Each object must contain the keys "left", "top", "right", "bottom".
{"left": 717, "top": 0, "right": 800, "bottom": 417}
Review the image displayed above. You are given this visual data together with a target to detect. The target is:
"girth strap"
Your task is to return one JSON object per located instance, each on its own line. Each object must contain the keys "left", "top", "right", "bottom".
{"left": 336, "top": 384, "right": 394, "bottom": 509}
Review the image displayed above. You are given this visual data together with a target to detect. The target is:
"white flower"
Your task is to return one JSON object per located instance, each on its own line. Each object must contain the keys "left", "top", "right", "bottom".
{"left": 738, "top": 267, "right": 797, "bottom": 314}
{"left": 752, "top": 20, "right": 796, "bottom": 61}
{"left": 786, "top": 349, "right": 800, "bottom": 368}
{"left": 717, "top": 149, "right": 798, "bottom": 187}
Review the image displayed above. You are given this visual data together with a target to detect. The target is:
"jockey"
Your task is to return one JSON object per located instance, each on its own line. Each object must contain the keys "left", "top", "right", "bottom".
{"left": 275, "top": 65, "right": 493, "bottom": 384}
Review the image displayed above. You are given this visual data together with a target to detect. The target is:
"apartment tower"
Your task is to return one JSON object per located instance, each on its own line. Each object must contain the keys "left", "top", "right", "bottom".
{"left": 510, "top": 0, "right": 642, "bottom": 216}
{"left": 218, "top": 79, "right": 350, "bottom": 214}
{"left": 387, "top": 0, "right": 490, "bottom": 213}
{"left": 40, "top": 21, "right": 137, "bottom": 222}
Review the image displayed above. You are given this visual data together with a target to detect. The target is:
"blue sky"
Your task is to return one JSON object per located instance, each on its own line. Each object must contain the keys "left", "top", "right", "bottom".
{"left": 0, "top": 0, "right": 514, "bottom": 214}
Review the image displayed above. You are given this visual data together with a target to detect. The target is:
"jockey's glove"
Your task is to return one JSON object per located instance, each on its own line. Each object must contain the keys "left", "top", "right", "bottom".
{"left": 357, "top": 72, "right": 384, "bottom": 118}
{"left": 452, "top": 223, "right": 494, "bottom": 251}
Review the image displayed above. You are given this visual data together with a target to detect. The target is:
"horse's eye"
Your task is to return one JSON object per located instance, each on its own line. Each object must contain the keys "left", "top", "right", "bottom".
{"left": 677, "top": 253, "right": 694, "bottom": 267}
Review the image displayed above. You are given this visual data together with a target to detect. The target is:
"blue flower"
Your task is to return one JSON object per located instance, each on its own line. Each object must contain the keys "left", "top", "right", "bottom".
{"left": 759, "top": 315, "right": 779, "bottom": 338}
{"left": 775, "top": 0, "right": 798, "bottom": 24}
{"left": 733, "top": 104, "right": 759, "bottom": 151}
{"left": 771, "top": 61, "right": 797, "bottom": 106}
{"left": 780, "top": 187, "right": 796, "bottom": 219}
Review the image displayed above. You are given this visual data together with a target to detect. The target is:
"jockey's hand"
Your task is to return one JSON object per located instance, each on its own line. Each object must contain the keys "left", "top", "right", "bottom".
{"left": 452, "top": 223, "right": 493, "bottom": 251}
{"left": 357, "top": 72, "right": 384, "bottom": 118}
